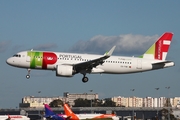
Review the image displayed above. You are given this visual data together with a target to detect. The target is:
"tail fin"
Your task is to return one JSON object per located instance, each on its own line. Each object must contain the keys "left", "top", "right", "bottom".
{"left": 44, "top": 104, "right": 56, "bottom": 116}
{"left": 44, "top": 104, "right": 65, "bottom": 120}
{"left": 64, "top": 104, "right": 79, "bottom": 120}
{"left": 141, "top": 32, "right": 173, "bottom": 60}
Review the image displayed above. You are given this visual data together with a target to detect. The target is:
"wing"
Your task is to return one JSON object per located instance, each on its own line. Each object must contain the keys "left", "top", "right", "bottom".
{"left": 73, "top": 46, "right": 116, "bottom": 73}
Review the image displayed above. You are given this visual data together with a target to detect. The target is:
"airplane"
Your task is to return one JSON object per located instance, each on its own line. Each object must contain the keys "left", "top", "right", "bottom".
{"left": 63, "top": 103, "right": 119, "bottom": 120}
{"left": 0, "top": 115, "right": 30, "bottom": 120}
{"left": 6, "top": 32, "right": 174, "bottom": 83}
{"left": 44, "top": 104, "right": 66, "bottom": 120}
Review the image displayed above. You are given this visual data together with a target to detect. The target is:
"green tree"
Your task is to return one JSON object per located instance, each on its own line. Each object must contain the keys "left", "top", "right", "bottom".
{"left": 101, "top": 98, "right": 116, "bottom": 107}
{"left": 73, "top": 98, "right": 91, "bottom": 107}
{"left": 160, "top": 108, "right": 177, "bottom": 120}
{"left": 49, "top": 99, "right": 63, "bottom": 107}
{"left": 93, "top": 99, "right": 103, "bottom": 107}
{"left": 73, "top": 98, "right": 116, "bottom": 107}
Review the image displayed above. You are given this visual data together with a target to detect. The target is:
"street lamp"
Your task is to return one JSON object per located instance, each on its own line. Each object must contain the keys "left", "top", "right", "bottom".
{"left": 155, "top": 88, "right": 159, "bottom": 119}
{"left": 165, "top": 86, "right": 170, "bottom": 120}
{"left": 89, "top": 90, "right": 93, "bottom": 107}
{"left": 38, "top": 91, "right": 41, "bottom": 107}
{"left": 37, "top": 91, "right": 41, "bottom": 119}
{"left": 89, "top": 90, "right": 93, "bottom": 113}
{"left": 130, "top": 89, "right": 135, "bottom": 120}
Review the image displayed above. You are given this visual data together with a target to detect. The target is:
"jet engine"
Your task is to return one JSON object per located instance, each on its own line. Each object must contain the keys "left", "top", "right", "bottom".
{"left": 56, "top": 65, "right": 74, "bottom": 77}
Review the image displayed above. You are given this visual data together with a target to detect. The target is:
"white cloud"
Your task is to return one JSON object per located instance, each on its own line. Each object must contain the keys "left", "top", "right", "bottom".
{"left": 68, "top": 34, "right": 159, "bottom": 56}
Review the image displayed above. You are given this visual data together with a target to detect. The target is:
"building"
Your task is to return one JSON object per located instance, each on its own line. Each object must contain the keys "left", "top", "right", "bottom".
{"left": 173, "top": 97, "right": 180, "bottom": 108}
{"left": 112, "top": 96, "right": 175, "bottom": 108}
{"left": 63, "top": 92, "right": 98, "bottom": 106}
{"left": 143, "top": 97, "right": 153, "bottom": 107}
{"left": 136, "top": 97, "right": 143, "bottom": 107}
{"left": 20, "top": 92, "right": 98, "bottom": 108}
{"left": 20, "top": 96, "right": 64, "bottom": 108}
{"left": 111, "top": 96, "right": 128, "bottom": 107}
{"left": 112, "top": 96, "right": 143, "bottom": 107}
{"left": 20, "top": 93, "right": 180, "bottom": 108}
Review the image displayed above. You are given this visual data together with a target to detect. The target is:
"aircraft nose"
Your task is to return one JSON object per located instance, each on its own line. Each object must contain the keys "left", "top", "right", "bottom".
{"left": 6, "top": 58, "right": 14, "bottom": 65}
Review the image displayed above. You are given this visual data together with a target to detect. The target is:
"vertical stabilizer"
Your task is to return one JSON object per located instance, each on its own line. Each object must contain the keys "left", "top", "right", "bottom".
{"left": 141, "top": 32, "right": 173, "bottom": 60}
{"left": 44, "top": 104, "right": 55, "bottom": 116}
{"left": 44, "top": 104, "right": 65, "bottom": 120}
{"left": 64, "top": 104, "right": 79, "bottom": 120}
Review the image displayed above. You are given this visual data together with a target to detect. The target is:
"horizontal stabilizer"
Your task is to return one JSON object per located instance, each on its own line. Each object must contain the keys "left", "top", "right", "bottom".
{"left": 152, "top": 61, "right": 174, "bottom": 65}
{"left": 151, "top": 61, "right": 175, "bottom": 69}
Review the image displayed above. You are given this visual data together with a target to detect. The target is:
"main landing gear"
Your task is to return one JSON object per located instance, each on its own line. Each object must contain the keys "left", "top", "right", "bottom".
{"left": 26, "top": 69, "right": 31, "bottom": 79}
{"left": 82, "top": 74, "right": 89, "bottom": 83}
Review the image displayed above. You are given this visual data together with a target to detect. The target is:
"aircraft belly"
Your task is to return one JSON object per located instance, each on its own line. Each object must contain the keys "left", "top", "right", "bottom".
{"left": 98, "top": 64, "right": 129, "bottom": 73}
{"left": 32, "top": 65, "right": 55, "bottom": 70}
{"left": 47, "top": 65, "right": 56, "bottom": 70}
{"left": 99, "top": 62, "right": 153, "bottom": 74}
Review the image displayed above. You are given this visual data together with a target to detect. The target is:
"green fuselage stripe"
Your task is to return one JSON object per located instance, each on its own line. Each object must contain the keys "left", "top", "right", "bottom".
{"left": 27, "top": 51, "right": 43, "bottom": 68}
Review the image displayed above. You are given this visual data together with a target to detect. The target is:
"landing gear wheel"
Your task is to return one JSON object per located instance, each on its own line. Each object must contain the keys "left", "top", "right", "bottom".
{"left": 26, "top": 69, "right": 31, "bottom": 79}
{"left": 26, "top": 75, "right": 30, "bottom": 79}
{"left": 82, "top": 77, "right": 88, "bottom": 83}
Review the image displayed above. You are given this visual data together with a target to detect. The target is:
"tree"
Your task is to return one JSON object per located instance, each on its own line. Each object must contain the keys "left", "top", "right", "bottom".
{"left": 49, "top": 99, "right": 63, "bottom": 107}
{"left": 93, "top": 99, "right": 103, "bottom": 107}
{"left": 160, "top": 108, "right": 177, "bottom": 120}
{"left": 73, "top": 98, "right": 91, "bottom": 107}
{"left": 101, "top": 98, "right": 116, "bottom": 107}
{"left": 73, "top": 98, "right": 116, "bottom": 107}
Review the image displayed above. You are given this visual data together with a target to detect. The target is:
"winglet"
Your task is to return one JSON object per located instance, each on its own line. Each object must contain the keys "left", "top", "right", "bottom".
{"left": 104, "top": 46, "right": 116, "bottom": 56}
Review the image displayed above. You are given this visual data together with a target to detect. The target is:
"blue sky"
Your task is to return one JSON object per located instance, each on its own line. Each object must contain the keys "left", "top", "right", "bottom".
{"left": 0, "top": 1, "right": 180, "bottom": 108}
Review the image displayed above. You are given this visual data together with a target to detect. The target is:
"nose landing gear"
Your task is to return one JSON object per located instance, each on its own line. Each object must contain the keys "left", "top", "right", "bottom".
{"left": 26, "top": 69, "right": 31, "bottom": 79}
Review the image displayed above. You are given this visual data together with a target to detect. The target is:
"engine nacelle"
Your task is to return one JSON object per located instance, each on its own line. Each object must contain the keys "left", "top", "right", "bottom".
{"left": 56, "top": 65, "right": 73, "bottom": 77}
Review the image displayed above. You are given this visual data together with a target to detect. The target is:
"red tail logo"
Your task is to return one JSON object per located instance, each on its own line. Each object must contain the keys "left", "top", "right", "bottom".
{"left": 155, "top": 32, "right": 173, "bottom": 60}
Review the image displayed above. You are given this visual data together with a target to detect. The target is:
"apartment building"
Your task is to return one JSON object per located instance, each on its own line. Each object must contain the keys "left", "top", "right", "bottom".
{"left": 20, "top": 93, "right": 180, "bottom": 108}
{"left": 63, "top": 92, "right": 98, "bottom": 106}
{"left": 173, "top": 97, "right": 180, "bottom": 107}
{"left": 21, "top": 96, "right": 64, "bottom": 108}
{"left": 112, "top": 96, "right": 179, "bottom": 108}
{"left": 111, "top": 96, "right": 128, "bottom": 107}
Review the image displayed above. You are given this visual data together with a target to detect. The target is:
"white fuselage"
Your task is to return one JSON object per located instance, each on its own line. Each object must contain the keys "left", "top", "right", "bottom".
{"left": 74, "top": 114, "right": 119, "bottom": 120}
{"left": 0, "top": 115, "right": 30, "bottom": 120}
{"left": 6, "top": 51, "right": 174, "bottom": 74}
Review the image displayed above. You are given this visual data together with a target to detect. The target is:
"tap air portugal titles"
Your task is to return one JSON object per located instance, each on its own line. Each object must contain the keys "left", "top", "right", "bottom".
{"left": 6, "top": 32, "right": 175, "bottom": 83}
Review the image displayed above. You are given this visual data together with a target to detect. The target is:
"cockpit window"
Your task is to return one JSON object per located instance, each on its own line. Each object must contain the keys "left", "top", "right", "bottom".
{"left": 13, "top": 54, "right": 21, "bottom": 57}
